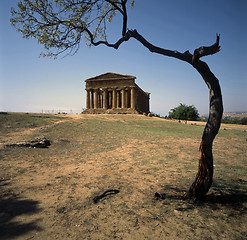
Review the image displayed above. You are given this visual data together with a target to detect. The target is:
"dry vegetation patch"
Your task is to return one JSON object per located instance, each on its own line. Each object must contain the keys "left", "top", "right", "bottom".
{"left": 0, "top": 113, "right": 246, "bottom": 239}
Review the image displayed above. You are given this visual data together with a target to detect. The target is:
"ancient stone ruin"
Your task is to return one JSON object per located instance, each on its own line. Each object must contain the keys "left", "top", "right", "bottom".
{"left": 82, "top": 72, "right": 150, "bottom": 114}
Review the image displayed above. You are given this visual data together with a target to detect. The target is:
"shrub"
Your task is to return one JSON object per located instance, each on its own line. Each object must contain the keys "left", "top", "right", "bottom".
{"left": 168, "top": 103, "right": 199, "bottom": 121}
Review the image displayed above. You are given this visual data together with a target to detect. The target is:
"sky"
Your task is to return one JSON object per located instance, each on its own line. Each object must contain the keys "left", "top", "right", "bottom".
{"left": 0, "top": 0, "right": 246, "bottom": 116}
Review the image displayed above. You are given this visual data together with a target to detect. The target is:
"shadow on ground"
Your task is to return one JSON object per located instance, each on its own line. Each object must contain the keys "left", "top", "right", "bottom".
{"left": 157, "top": 183, "right": 247, "bottom": 213}
{"left": 0, "top": 179, "right": 42, "bottom": 238}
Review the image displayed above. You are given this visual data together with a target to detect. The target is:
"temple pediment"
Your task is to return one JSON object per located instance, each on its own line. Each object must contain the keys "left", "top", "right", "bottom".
{"left": 85, "top": 72, "right": 136, "bottom": 82}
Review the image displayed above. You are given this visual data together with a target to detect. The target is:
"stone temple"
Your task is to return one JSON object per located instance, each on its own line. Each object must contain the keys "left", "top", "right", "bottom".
{"left": 82, "top": 72, "right": 150, "bottom": 114}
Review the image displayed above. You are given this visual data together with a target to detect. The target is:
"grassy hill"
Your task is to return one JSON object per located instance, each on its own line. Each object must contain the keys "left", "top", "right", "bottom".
{"left": 0, "top": 113, "right": 246, "bottom": 239}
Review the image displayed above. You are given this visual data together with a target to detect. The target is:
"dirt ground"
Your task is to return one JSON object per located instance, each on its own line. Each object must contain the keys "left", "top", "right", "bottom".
{"left": 0, "top": 113, "right": 246, "bottom": 240}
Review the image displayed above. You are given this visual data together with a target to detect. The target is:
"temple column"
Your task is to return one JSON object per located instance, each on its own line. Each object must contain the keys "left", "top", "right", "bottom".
{"left": 94, "top": 89, "right": 98, "bottom": 109}
{"left": 101, "top": 91, "right": 103, "bottom": 108}
{"left": 90, "top": 90, "right": 94, "bottom": 109}
{"left": 121, "top": 88, "right": 126, "bottom": 108}
{"left": 131, "top": 87, "right": 136, "bottom": 109}
{"left": 126, "top": 88, "right": 130, "bottom": 108}
{"left": 97, "top": 91, "right": 101, "bottom": 108}
{"left": 98, "top": 91, "right": 102, "bottom": 108}
{"left": 112, "top": 88, "right": 117, "bottom": 108}
{"left": 103, "top": 88, "right": 108, "bottom": 109}
{"left": 116, "top": 90, "right": 120, "bottom": 108}
{"left": 86, "top": 89, "right": 90, "bottom": 109}
{"left": 108, "top": 90, "right": 112, "bottom": 109}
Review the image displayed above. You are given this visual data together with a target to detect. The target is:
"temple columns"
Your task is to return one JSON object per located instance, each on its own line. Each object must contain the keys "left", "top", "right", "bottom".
{"left": 86, "top": 87, "right": 136, "bottom": 110}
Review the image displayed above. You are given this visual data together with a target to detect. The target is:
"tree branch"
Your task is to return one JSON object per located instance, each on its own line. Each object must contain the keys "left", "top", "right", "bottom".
{"left": 104, "top": 0, "right": 128, "bottom": 37}
{"left": 105, "top": 0, "right": 124, "bottom": 14}
{"left": 85, "top": 28, "right": 196, "bottom": 64}
{"left": 127, "top": 29, "right": 193, "bottom": 64}
{"left": 193, "top": 34, "right": 221, "bottom": 62}
{"left": 85, "top": 28, "right": 132, "bottom": 48}
{"left": 121, "top": 0, "right": 128, "bottom": 36}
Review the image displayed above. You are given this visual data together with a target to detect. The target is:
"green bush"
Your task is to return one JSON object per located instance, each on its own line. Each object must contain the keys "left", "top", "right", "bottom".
{"left": 168, "top": 103, "right": 199, "bottom": 121}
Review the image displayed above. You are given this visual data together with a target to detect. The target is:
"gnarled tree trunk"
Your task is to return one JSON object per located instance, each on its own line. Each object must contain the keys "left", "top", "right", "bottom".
{"left": 185, "top": 60, "right": 223, "bottom": 200}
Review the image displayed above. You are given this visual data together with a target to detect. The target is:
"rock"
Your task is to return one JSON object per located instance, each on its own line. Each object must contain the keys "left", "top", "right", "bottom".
{"left": 5, "top": 137, "right": 51, "bottom": 148}
{"left": 30, "top": 137, "right": 51, "bottom": 148}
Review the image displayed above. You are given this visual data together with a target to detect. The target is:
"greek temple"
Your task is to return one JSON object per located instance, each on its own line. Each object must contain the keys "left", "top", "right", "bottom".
{"left": 82, "top": 72, "right": 150, "bottom": 114}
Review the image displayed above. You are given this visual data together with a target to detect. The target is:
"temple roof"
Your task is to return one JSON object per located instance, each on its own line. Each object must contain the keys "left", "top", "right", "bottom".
{"left": 85, "top": 72, "right": 136, "bottom": 82}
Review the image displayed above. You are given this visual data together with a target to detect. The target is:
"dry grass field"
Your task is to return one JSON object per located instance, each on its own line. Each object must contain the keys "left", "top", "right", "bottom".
{"left": 0, "top": 113, "right": 246, "bottom": 240}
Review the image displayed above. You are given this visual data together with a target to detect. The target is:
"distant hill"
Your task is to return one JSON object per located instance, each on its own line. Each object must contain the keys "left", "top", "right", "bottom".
{"left": 201, "top": 111, "right": 247, "bottom": 119}
{"left": 222, "top": 111, "right": 247, "bottom": 119}
{"left": 200, "top": 111, "right": 247, "bottom": 125}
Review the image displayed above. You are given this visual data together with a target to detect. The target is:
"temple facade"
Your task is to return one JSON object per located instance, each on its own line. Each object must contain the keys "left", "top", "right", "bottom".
{"left": 82, "top": 72, "right": 150, "bottom": 114}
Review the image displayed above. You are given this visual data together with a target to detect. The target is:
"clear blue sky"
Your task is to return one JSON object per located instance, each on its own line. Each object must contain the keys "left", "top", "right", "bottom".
{"left": 0, "top": 0, "right": 246, "bottom": 115}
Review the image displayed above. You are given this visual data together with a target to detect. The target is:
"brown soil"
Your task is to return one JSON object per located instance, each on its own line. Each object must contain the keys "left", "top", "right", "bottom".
{"left": 0, "top": 114, "right": 246, "bottom": 240}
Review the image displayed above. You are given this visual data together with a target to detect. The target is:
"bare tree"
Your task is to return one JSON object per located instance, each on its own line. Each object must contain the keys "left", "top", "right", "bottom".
{"left": 11, "top": 0, "right": 223, "bottom": 200}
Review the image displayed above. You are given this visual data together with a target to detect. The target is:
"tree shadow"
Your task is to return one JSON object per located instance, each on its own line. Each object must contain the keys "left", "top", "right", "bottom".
{"left": 202, "top": 182, "right": 247, "bottom": 213}
{"left": 157, "top": 182, "right": 247, "bottom": 213}
{"left": 0, "top": 179, "right": 42, "bottom": 238}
